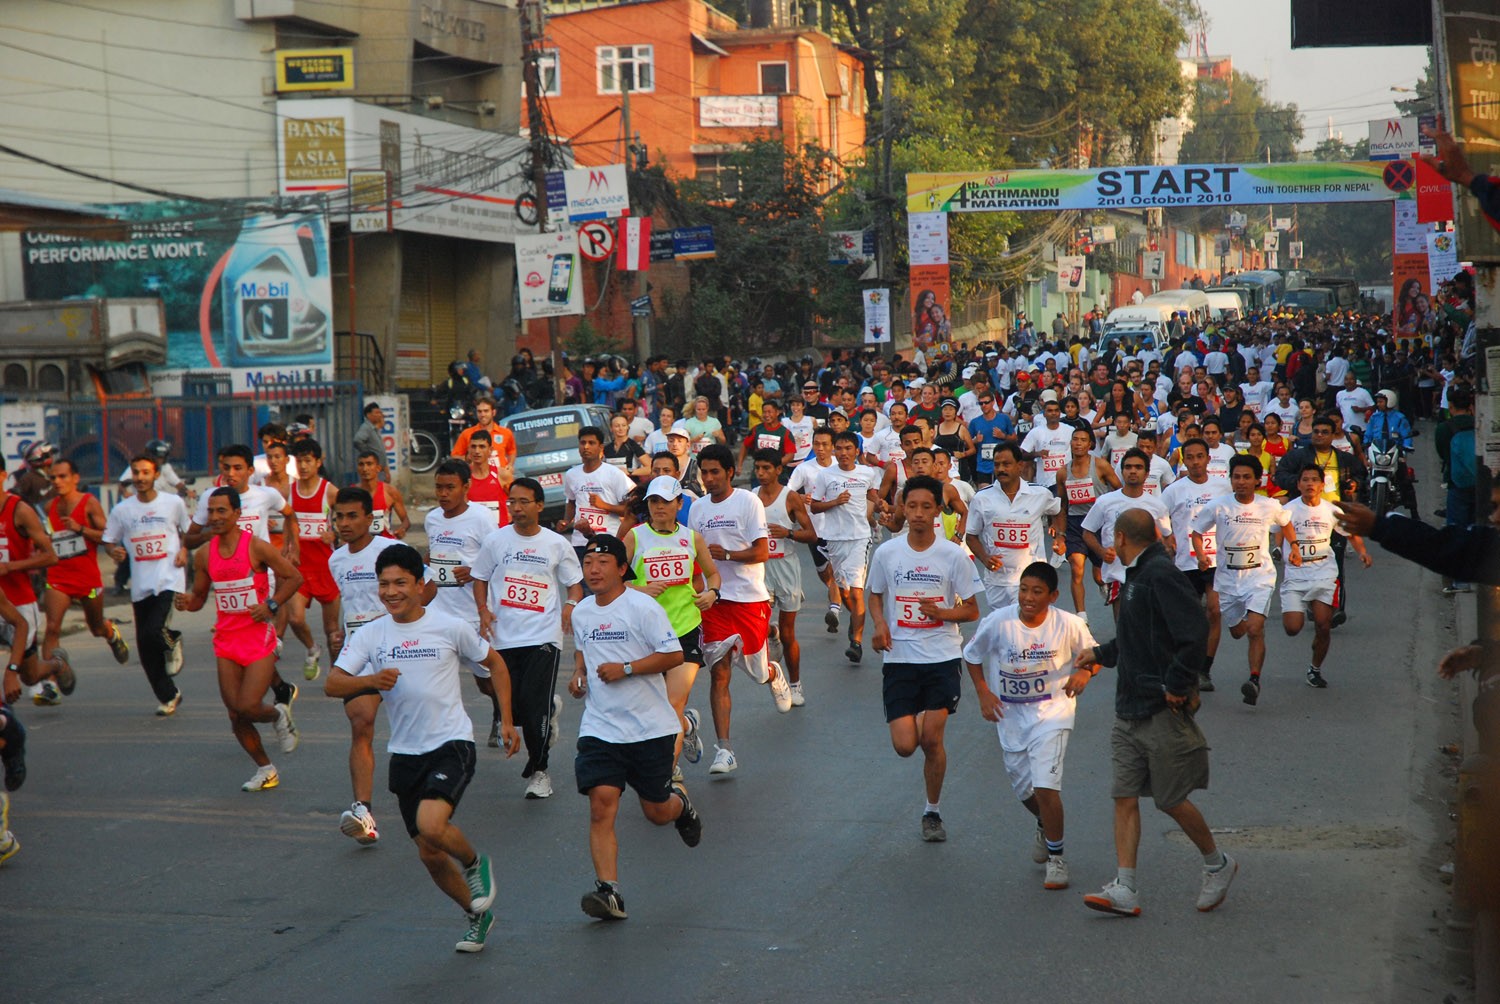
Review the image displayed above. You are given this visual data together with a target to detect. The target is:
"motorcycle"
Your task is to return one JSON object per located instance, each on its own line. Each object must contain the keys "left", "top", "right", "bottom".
{"left": 1365, "top": 439, "right": 1406, "bottom": 520}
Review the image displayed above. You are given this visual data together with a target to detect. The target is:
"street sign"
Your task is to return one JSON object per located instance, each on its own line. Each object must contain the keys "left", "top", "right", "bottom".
{"left": 672, "top": 225, "right": 716, "bottom": 260}
{"left": 578, "top": 220, "right": 615, "bottom": 261}
{"left": 649, "top": 231, "right": 676, "bottom": 262}
{"left": 630, "top": 293, "right": 652, "bottom": 316}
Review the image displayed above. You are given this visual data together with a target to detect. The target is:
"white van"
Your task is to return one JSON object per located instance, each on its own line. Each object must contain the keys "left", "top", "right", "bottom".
{"left": 1141, "top": 289, "right": 1212, "bottom": 327}
{"left": 1205, "top": 289, "right": 1245, "bottom": 322}
{"left": 1104, "top": 305, "right": 1171, "bottom": 332}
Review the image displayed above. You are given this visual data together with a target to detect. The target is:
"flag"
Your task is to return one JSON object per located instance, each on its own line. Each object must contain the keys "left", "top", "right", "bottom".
{"left": 1413, "top": 156, "right": 1453, "bottom": 224}
{"left": 617, "top": 216, "right": 652, "bottom": 271}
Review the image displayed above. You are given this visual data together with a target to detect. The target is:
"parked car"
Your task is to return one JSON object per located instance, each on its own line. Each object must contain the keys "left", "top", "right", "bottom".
{"left": 497, "top": 403, "right": 615, "bottom": 525}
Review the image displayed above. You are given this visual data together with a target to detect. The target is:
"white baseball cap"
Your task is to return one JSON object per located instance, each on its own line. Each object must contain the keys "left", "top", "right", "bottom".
{"left": 666, "top": 422, "right": 691, "bottom": 439}
{"left": 645, "top": 475, "right": 683, "bottom": 500}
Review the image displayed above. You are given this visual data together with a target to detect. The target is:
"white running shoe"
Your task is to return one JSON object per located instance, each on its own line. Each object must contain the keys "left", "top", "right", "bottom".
{"left": 671, "top": 762, "right": 685, "bottom": 783}
{"left": 1044, "top": 857, "right": 1069, "bottom": 890}
{"left": 155, "top": 693, "right": 182, "bottom": 717}
{"left": 767, "top": 661, "right": 793, "bottom": 713}
{"left": 1031, "top": 827, "right": 1049, "bottom": 864}
{"left": 708, "top": 745, "right": 737, "bottom": 775}
{"left": 524, "top": 770, "right": 553, "bottom": 799}
{"left": 681, "top": 708, "right": 703, "bottom": 764}
{"left": 1083, "top": 878, "right": 1141, "bottom": 916}
{"left": 241, "top": 765, "right": 279, "bottom": 792}
{"left": 273, "top": 702, "right": 300, "bottom": 753}
{"left": 789, "top": 681, "right": 805, "bottom": 707}
{"left": 339, "top": 802, "right": 379, "bottom": 845}
{"left": 303, "top": 646, "right": 321, "bottom": 682}
{"left": 166, "top": 637, "right": 185, "bottom": 677}
{"left": 1196, "top": 854, "right": 1237, "bottom": 912}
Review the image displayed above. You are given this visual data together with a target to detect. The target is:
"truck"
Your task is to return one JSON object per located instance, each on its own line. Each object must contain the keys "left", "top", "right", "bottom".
{"left": 1282, "top": 277, "right": 1360, "bottom": 316}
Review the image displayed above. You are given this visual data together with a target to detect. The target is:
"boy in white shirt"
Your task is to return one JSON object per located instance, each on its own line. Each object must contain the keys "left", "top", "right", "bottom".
{"left": 1280, "top": 464, "right": 1372, "bottom": 689}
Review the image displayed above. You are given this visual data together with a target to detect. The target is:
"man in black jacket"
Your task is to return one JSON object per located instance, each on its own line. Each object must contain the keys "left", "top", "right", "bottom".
{"left": 1077, "top": 508, "right": 1237, "bottom": 917}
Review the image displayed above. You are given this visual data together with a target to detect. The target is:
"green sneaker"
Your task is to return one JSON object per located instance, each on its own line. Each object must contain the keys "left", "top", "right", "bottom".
{"left": 455, "top": 910, "right": 493, "bottom": 953}
{"left": 463, "top": 854, "right": 495, "bottom": 914}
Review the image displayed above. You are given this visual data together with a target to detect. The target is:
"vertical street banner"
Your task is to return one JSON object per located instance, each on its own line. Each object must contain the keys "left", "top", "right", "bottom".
{"left": 1057, "top": 255, "right": 1086, "bottom": 292}
{"left": 1392, "top": 199, "right": 1431, "bottom": 318}
{"left": 908, "top": 211, "right": 951, "bottom": 353}
{"left": 1427, "top": 231, "right": 1461, "bottom": 291}
{"left": 862, "top": 289, "right": 891, "bottom": 344}
{"left": 616, "top": 216, "right": 652, "bottom": 271}
{"left": 515, "top": 229, "right": 584, "bottom": 319}
{"left": 1142, "top": 251, "right": 1166, "bottom": 279}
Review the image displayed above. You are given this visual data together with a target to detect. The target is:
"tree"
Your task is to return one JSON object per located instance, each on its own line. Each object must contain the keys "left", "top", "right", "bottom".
{"left": 1180, "top": 70, "right": 1302, "bottom": 164}
{"left": 1295, "top": 136, "right": 1389, "bottom": 282}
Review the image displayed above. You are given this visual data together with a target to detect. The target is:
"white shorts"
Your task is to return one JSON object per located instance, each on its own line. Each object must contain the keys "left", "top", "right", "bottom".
{"left": 1217, "top": 582, "right": 1275, "bottom": 627}
{"left": 1001, "top": 729, "right": 1070, "bottom": 801}
{"left": 826, "top": 538, "right": 870, "bottom": 589}
{"left": 763, "top": 556, "right": 804, "bottom": 613}
{"left": 1280, "top": 579, "right": 1336, "bottom": 614}
{"left": 981, "top": 572, "right": 1018, "bottom": 611}
{"left": 0, "top": 601, "right": 41, "bottom": 653}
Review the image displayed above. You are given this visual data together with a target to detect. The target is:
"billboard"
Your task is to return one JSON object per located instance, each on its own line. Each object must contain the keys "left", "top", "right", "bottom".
{"left": 21, "top": 201, "right": 334, "bottom": 395}
{"left": 515, "top": 229, "right": 584, "bottom": 320}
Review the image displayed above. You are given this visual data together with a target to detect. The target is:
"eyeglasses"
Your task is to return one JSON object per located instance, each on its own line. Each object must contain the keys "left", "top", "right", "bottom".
{"left": 505, "top": 497, "right": 540, "bottom": 506}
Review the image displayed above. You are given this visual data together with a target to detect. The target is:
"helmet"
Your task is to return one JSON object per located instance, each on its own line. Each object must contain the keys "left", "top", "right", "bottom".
{"left": 511, "top": 354, "right": 527, "bottom": 369}
{"left": 286, "top": 422, "right": 312, "bottom": 438}
{"left": 1377, "top": 389, "right": 1398, "bottom": 408}
{"left": 145, "top": 439, "right": 171, "bottom": 461}
{"left": 24, "top": 441, "right": 55, "bottom": 464}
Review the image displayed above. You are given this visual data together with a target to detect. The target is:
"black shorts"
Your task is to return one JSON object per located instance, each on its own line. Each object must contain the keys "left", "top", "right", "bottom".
{"left": 806, "top": 537, "right": 830, "bottom": 572}
{"left": 574, "top": 734, "right": 676, "bottom": 802}
{"left": 342, "top": 688, "right": 382, "bottom": 706}
{"left": 679, "top": 626, "right": 703, "bottom": 666}
{"left": 1184, "top": 568, "right": 1217, "bottom": 596}
{"left": 387, "top": 740, "right": 476, "bottom": 838}
{"left": 1065, "top": 513, "right": 1099, "bottom": 564}
{"left": 882, "top": 659, "right": 962, "bottom": 722}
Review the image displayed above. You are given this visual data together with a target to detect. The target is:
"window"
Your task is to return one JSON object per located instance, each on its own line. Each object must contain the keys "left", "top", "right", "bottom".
{"left": 694, "top": 154, "right": 742, "bottom": 196}
{"left": 838, "top": 65, "right": 851, "bottom": 111}
{"left": 759, "top": 62, "right": 788, "bottom": 95}
{"left": 3, "top": 364, "right": 26, "bottom": 390}
{"left": 596, "top": 45, "right": 653, "bottom": 94}
{"left": 539, "top": 48, "right": 560, "bottom": 96}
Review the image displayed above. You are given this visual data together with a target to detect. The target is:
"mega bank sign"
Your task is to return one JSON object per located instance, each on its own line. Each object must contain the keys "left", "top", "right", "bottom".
{"left": 907, "top": 162, "right": 1416, "bottom": 213}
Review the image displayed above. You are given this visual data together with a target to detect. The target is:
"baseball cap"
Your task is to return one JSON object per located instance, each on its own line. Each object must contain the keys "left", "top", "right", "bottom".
{"left": 910, "top": 377, "right": 927, "bottom": 388}
{"left": 1039, "top": 389, "right": 1059, "bottom": 403}
{"left": 962, "top": 364, "right": 978, "bottom": 379}
{"left": 580, "top": 534, "right": 635, "bottom": 579}
{"left": 1015, "top": 371, "right": 1032, "bottom": 382}
{"left": 666, "top": 422, "right": 691, "bottom": 439}
{"left": 645, "top": 475, "right": 683, "bottom": 501}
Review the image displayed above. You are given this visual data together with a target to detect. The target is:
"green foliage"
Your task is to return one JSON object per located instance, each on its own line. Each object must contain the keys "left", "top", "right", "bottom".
{"left": 1296, "top": 135, "right": 1389, "bottom": 282}
{"left": 1180, "top": 70, "right": 1303, "bottom": 164}
{"left": 563, "top": 318, "right": 623, "bottom": 358}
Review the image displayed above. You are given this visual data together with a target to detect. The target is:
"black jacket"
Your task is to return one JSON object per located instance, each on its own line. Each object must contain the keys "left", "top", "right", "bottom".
{"left": 1094, "top": 542, "right": 1208, "bottom": 720}
{"left": 1370, "top": 513, "right": 1500, "bottom": 586}
{"left": 1273, "top": 444, "right": 1362, "bottom": 497}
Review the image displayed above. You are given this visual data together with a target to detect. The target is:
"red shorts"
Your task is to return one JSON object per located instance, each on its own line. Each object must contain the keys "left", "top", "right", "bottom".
{"left": 700, "top": 598, "right": 770, "bottom": 655}
{"left": 48, "top": 556, "right": 102, "bottom": 598}
{"left": 298, "top": 560, "right": 339, "bottom": 605}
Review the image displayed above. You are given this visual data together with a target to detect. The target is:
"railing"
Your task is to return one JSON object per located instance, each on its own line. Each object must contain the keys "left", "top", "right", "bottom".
{"left": 336, "top": 330, "right": 386, "bottom": 392}
{"left": 251, "top": 379, "right": 365, "bottom": 484}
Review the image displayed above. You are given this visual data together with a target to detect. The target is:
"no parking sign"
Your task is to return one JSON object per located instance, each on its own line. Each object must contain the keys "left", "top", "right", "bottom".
{"left": 578, "top": 221, "right": 614, "bottom": 262}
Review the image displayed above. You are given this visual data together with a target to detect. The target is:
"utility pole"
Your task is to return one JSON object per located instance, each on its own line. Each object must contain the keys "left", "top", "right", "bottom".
{"left": 621, "top": 81, "right": 652, "bottom": 360}
{"left": 520, "top": 0, "right": 564, "bottom": 405}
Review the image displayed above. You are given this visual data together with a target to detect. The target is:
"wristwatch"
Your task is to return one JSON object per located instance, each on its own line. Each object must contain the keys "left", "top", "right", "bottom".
{"left": 623, "top": 662, "right": 634, "bottom": 677}
{"left": 266, "top": 598, "right": 280, "bottom": 614}
{"left": 564, "top": 598, "right": 579, "bottom": 607}
{"left": 710, "top": 587, "right": 721, "bottom": 600}
{"left": 4, "top": 663, "right": 16, "bottom": 674}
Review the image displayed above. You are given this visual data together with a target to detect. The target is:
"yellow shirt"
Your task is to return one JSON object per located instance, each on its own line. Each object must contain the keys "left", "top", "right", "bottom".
{"left": 1312, "top": 448, "right": 1341, "bottom": 502}
{"left": 1274, "top": 343, "right": 1294, "bottom": 365}
{"left": 748, "top": 392, "right": 764, "bottom": 427}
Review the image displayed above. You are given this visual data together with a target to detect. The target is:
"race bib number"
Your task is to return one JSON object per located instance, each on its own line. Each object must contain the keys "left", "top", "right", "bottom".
{"left": 1207, "top": 461, "right": 1229, "bottom": 480}
{"left": 370, "top": 509, "right": 388, "bottom": 535}
{"left": 980, "top": 442, "right": 996, "bottom": 462}
{"left": 297, "top": 515, "right": 329, "bottom": 540}
{"left": 345, "top": 610, "right": 383, "bottom": 631}
{"left": 237, "top": 512, "right": 265, "bottom": 539}
{"left": 1223, "top": 544, "right": 1260, "bottom": 570}
{"left": 1194, "top": 530, "right": 1217, "bottom": 559}
{"left": 1064, "top": 479, "right": 1094, "bottom": 505}
{"left": 579, "top": 506, "right": 610, "bottom": 531}
{"left": 757, "top": 434, "right": 781, "bottom": 452}
{"left": 130, "top": 533, "right": 169, "bottom": 562}
{"left": 214, "top": 576, "right": 258, "bottom": 613}
{"left": 0, "top": 542, "right": 9, "bottom": 564}
{"left": 500, "top": 572, "right": 552, "bottom": 612}
{"left": 643, "top": 547, "right": 692, "bottom": 586}
{"left": 430, "top": 551, "right": 463, "bottom": 587}
{"left": 894, "top": 590, "right": 941, "bottom": 629}
{"left": 1042, "top": 453, "right": 1065, "bottom": 473}
{"left": 767, "top": 534, "right": 786, "bottom": 559}
{"left": 998, "top": 669, "right": 1052, "bottom": 704}
{"left": 1296, "top": 538, "right": 1329, "bottom": 562}
{"left": 1110, "top": 448, "right": 1128, "bottom": 467}
{"left": 992, "top": 521, "right": 1029, "bottom": 549}
{"left": 52, "top": 531, "right": 86, "bottom": 560}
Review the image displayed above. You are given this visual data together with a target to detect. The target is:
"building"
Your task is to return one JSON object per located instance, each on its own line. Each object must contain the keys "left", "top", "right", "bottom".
{"left": 0, "top": 0, "right": 530, "bottom": 393}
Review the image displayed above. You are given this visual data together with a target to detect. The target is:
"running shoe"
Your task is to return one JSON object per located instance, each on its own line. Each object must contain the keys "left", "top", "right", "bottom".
{"left": 671, "top": 762, "right": 684, "bottom": 784}
{"left": 789, "top": 682, "right": 805, "bottom": 707}
{"left": 1444, "top": 582, "right": 1474, "bottom": 595}
{"left": 681, "top": 708, "right": 703, "bottom": 764}
{"left": 1, "top": 715, "right": 26, "bottom": 792}
{"left": 464, "top": 854, "right": 496, "bottom": 914}
{"left": 155, "top": 692, "right": 182, "bottom": 717}
{"left": 708, "top": 745, "right": 737, "bottom": 775}
{"left": 1032, "top": 826, "right": 1049, "bottom": 864}
{"left": 273, "top": 702, "right": 300, "bottom": 753}
{"left": 339, "top": 802, "right": 380, "bottom": 845}
{"left": 547, "top": 693, "right": 562, "bottom": 750}
{"left": 455, "top": 910, "right": 494, "bottom": 953}
{"left": 767, "top": 661, "right": 793, "bottom": 713}
{"left": 487, "top": 716, "right": 501, "bottom": 749}
{"left": 1083, "top": 878, "right": 1141, "bottom": 916}
{"left": 1331, "top": 608, "right": 1348, "bottom": 628}
{"left": 581, "top": 881, "right": 627, "bottom": 921}
{"left": 1198, "top": 672, "right": 1215, "bottom": 693}
{"left": 1306, "top": 667, "right": 1328, "bottom": 689}
{"left": 670, "top": 781, "right": 703, "bottom": 848}
{"left": 525, "top": 770, "right": 553, "bottom": 799}
{"left": 241, "top": 765, "right": 279, "bottom": 792}
{"left": 0, "top": 790, "right": 8, "bottom": 833}
{"left": 107, "top": 624, "right": 130, "bottom": 665}
{"left": 1196, "top": 854, "right": 1238, "bottom": 912}
{"left": 844, "top": 642, "right": 862, "bottom": 664}
{"left": 166, "top": 635, "right": 184, "bottom": 677}
{"left": 303, "top": 645, "right": 321, "bottom": 682}
{"left": 825, "top": 606, "right": 840, "bottom": 633}
{"left": 31, "top": 681, "right": 61, "bottom": 706}
{"left": 53, "top": 647, "right": 75, "bottom": 695}
{"left": 271, "top": 678, "right": 297, "bottom": 708}
{"left": 1044, "top": 857, "right": 1070, "bottom": 890}
{"left": 0, "top": 829, "right": 17, "bottom": 867}
{"left": 1240, "top": 677, "right": 1260, "bottom": 706}
{"left": 920, "top": 811, "right": 947, "bottom": 842}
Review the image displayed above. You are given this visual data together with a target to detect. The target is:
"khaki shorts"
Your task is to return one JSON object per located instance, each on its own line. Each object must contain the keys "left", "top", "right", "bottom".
{"left": 1110, "top": 709, "right": 1210, "bottom": 810}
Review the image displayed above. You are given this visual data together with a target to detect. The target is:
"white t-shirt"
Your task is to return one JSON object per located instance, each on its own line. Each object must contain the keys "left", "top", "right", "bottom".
{"left": 470, "top": 525, "right": 583, "bottom": 648}
{"left": 1080, "top": 489, "right": 1172, "bottom": 584}
{"left": 812, "top": 463, "right": 881, "bottom": 541}
{"left": 1205, "top": 350, "right": 1229, "bottom": 375}
{"left": 335, "top": 610, "right": 488, "bottom": 755}
{"left": 1281, "top": 497, "right": 1339, "bottom": 586}
{"left": 571, "top": 588, "right": 683, "bottom": 744}
{"left": 424, "top": 502, "right": 498, "bottom": 624}
{"left": 562, "top": 462, "right": 636, "bottom": 546}
{"left": 1103, "top": 431, "right": 1139, "bottom": 469}
{"left": 1204, "top": 443, "right": 1236, "bottom": 482}
{"left": 1161, "top": 476, "right": 1233, "bottom": 572}
{"left": 1335, "top": 387, "right": 1375, "bottom": 431}
{"left": 966, "top": 482, "right": 1061, "bottom": 587}
{"left": 1020, "top": 423, "right": 1073, "bottom": 487}
{"left": 962, "top": 605, "right": 1097, "bottom": 750}
{"left": 788, "top": 457, "right": 834, "bottom": 536}
{"left": 957, "top": 390, "right": 983, "bottom": 424}
{"left": 102, "top": 493, "right": 190, "bottom": 601}
{"left": 1263, "top": 397, "right": 1299, "bottom": 426}
{"left": 327, "top": 535, "right": 407, "bottom": 640}
{"left": 1191, "top": 494, "right": 1291, "bottom": 590}
{"left": 1240, "top": 380, "right": 1273, "bottom": 416}
{"left": 193, "top": 484, "right": 287, "bottom": 541}
{"left": 785, "top": 415, "right": 816, "bottom": 460}
{"left": 686, "top": 488, "right": 769, "bottom": 602}
{"left": 1141, "top": 454, "right": 1175, "bottom": 496}
{"left": 1324, "top": 356, "right": 1350, "bottom": 388}
{"left": 867, "top": 535, "right": 981, "bottom": 663}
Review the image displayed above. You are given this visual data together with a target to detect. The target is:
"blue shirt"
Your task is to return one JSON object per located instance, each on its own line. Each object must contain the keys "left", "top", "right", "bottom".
{"left": 967, "top": 413, "right": 1015, "bottom": 474}
{"left": 1364, "top": 409, "right": 1412, "bottom": 450}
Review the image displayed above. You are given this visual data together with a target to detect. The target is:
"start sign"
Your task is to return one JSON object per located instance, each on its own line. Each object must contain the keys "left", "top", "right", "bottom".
{"left": 578, "top": 221, "right": 615, "bottom": 261}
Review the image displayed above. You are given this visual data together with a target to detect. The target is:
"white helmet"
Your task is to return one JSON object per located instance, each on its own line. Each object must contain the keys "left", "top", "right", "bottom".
{"left": 1377, "top": 389, "right": 1398, "bottom": 408}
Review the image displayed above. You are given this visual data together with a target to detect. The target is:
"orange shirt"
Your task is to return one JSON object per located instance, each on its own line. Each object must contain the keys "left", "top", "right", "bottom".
{"left": 451, "top": 423, "right": 516, "bottom": 467}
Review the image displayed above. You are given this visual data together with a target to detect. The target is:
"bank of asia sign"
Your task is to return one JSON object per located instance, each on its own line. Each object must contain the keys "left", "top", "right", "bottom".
{"left": 908, "top": 162, "right": 1416, "bottom": 213}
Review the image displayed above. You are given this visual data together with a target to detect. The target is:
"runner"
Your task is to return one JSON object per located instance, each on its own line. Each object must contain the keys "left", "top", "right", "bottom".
{"left": 964, "top": 442, "right": 1065, "bottom": 611}
{"left": 1160, "top": 439, "right": 1232, "bottom": 691}
{"left": 753, "top": 450, "right": 817, "bottom": 705}
{"left": 568, "top": 534, "right": 703, "bottom": 922}
{"left": 1190, "top": 455, "right": 1300, "bottom": 706}
{"left": 425, "top": 459, "right": 507, "bottom": 744}
{"left": 357, "top": 450, "right": 410, "bottom": 538}
{"left": 738, "top": 399, "right": 797, "bottom": 472}
{"left": 327, "top": 542, "right": 519, "bottom": 953}
{"left": 968, "top": 389, "right": 1016, "bottom": 487}
{"left": 1135, "top": 430, "right": 1175, "bottom": 496}
{"left": 465, "top": 430, "right": 511, "bottom": 529}
{"left": 1060, "top": 427, "right": 1120, "bottom": 623}
{"left": 1019, "top": 398, "right": 1073, "bottom": 490}
{"left": 867, "top": 475, "right": 981, "bottom": 842}
{"left": 471, "top": 477, "right": 585, "bottom": 799}
{"left": 42, "top": 458, "right": 130, "bottom": 666}
{"left": 687, "top": 444, "right": 793, "bottom": 776}
{"left": 622, "top": 476, "right": 719, "bottom": 776}
{"left": 0, "top": 456, "right": 68, "bottom": 707}
{"left": 1199, "top": 417, "right": 1237, "bottom": 481}
{"left": 559, "top": 426, "right": 637, "bottom": 564}
{"left": 0, "top": 575, "right": 36, "bottom": 797}
{"left": 1081, "top": 449, "right": 1174, "bottom": 618}
{"left": 102, "top": 454, "right": 190, "bottom": 715}
{"left": 288, "top": 440, "right": 340, "bottom": 681}
{"left": 1280, "top": 464, "right": 1372, "bottom": 688}
{"left": 325, "top": 486, "right": 408, "bottom": 845}
{"left": 809, "top": 431, "right": 883, "bottom": 662}
{"left": 175, "top": 488, "right": 304, "bottom": 791}
{"left": 787, "top": 427, "right": 841, "bottom": 630}
{"left": 962, "top": 561, "right": 1097, "bottom": 889}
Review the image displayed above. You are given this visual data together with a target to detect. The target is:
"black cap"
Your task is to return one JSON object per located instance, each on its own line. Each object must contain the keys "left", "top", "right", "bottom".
{"left": 580, "top": 534, "right": 635, "bottom": 580}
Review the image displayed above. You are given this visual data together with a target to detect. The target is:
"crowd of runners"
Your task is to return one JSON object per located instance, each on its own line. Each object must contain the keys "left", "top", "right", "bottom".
{"left": 0, "top": 300, "right": 1482, "bottom": 951}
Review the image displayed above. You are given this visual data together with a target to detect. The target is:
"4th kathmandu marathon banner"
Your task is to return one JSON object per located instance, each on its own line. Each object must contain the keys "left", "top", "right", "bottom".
{"left": 907, "top": 162, "right": 1417, "bottom": 214}
{"left": 21, "top": 200, "right": 333, "bottom": 395}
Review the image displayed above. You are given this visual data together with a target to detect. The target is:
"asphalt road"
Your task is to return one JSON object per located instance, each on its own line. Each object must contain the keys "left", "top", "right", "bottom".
{"left": 3, "top": 477, "right": 1472, "bottom": 1003}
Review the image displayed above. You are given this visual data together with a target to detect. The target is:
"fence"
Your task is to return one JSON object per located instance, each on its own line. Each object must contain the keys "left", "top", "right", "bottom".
{"left": 251, "top": 379, "right": 365, "bottom": 483}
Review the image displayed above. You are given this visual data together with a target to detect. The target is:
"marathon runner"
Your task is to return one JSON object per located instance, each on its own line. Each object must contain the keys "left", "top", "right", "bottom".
{"left": 1060, "top": 427, "right": 1120, "bottom": 623}
{"left": 753, "top": 450, "right": 816, "bottom": 706}
{"left": 787, "top": 427, "right": 841, "bottom": 631}
{"left": 1081, "top": 449, "right": 1174, "bottom": 616}
{"left": 964, "top": 442, "right": 1065, "bottom": 611}
{"left": 1199, "top": 417, "right": 1237, "bottom": 481}
{"left": 560, "top": 426, "right": 637, "bottom": 565}
{"left": 1160, "top": 439, "right": 1232, "bottom": 691}
{"left": 356, "top": 450, "right": 410, "bottom": 538}
{"left": 465, "top": 430, "right": 510, "bottom": 529}
{"left": 287, "top": 440, "right": 340, "bottom": 681}
{"left": 1280, "top": 464, "right": 1372, "bottom": 688}
{"left": 0, "top": 457, "right": 68, "bottom": 707}
{"left": 42, "top": 458, "right": 130, "bottom": 667}
{"left": 1019, "top": 398, "right": 1073, "bottom": 491}
{"left": 809, "top": 431, "right": 882, "bottom": 662}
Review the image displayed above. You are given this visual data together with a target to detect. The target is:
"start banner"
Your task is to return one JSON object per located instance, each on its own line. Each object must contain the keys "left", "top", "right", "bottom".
{"left": 907, "top": 162, "right": 1416, "bottom": 214}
